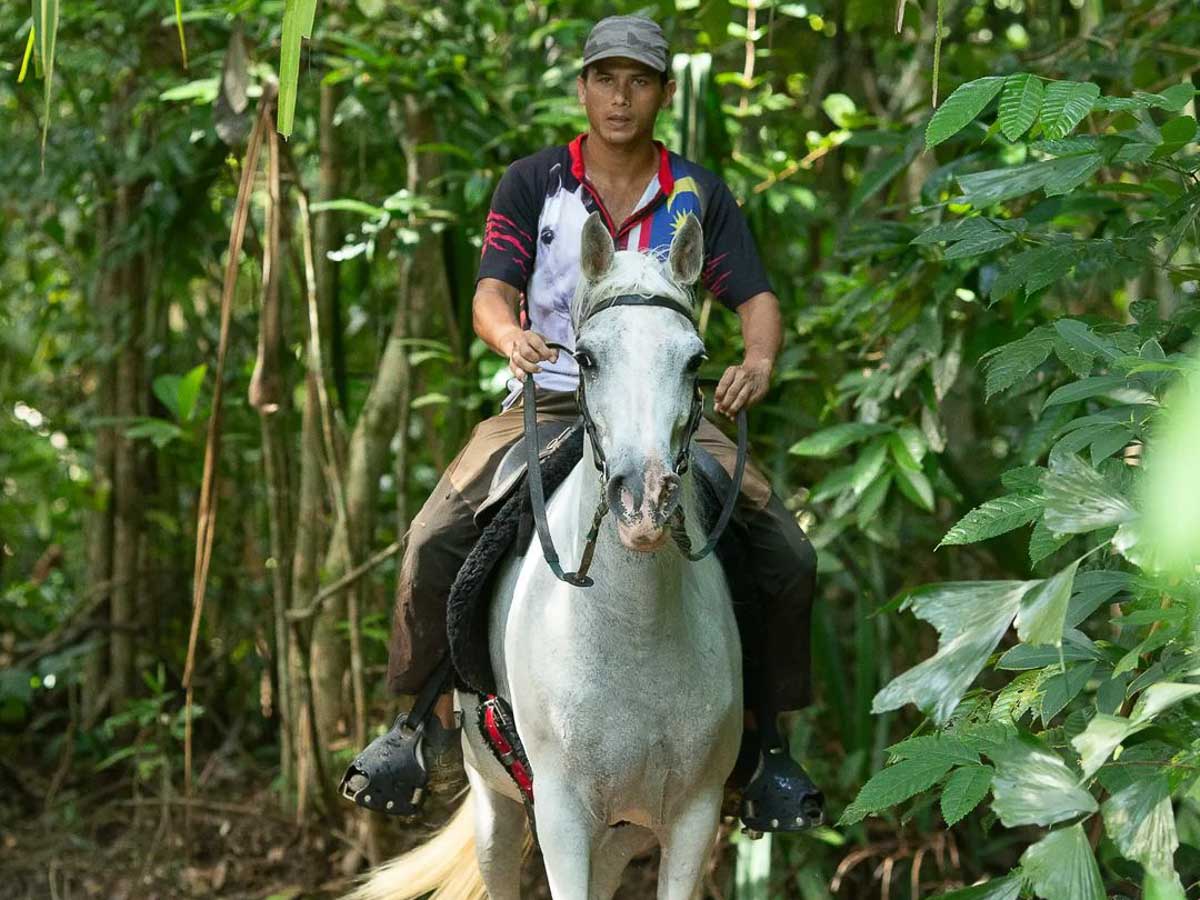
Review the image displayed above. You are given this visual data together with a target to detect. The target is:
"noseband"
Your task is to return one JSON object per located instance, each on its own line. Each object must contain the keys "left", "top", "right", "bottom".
{"left": 522, "top": 293, "right": 748, "bottom": 587}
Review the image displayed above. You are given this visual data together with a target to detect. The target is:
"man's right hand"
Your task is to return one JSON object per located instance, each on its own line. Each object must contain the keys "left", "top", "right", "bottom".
{"left": 504, "top": 330, "right": 559, "bottom": 380}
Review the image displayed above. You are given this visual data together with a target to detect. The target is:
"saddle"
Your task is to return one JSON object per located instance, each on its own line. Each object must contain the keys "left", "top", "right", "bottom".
{"left": 446, "top": 423, "right": 753, "bottom": 697}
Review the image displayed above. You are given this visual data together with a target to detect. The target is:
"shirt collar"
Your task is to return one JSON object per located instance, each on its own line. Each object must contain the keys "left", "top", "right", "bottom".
{"left": 568, "top": 133, "right": 675, "bottom": 196}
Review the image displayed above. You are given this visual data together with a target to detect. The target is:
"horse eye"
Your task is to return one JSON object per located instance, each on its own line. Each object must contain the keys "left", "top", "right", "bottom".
{"left": 576, "top": 350, "right": 596, "bottom": 369}
{"left": 686, "top": 353, "right": 707, "bottom": 373}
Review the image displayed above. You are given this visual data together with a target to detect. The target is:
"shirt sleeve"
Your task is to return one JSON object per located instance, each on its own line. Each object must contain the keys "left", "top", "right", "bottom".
{"left": 476, "top": 160, "right": 540, "bottom": 292}
{"left": 700, "top": 181, "right": 774, "bottom": 309}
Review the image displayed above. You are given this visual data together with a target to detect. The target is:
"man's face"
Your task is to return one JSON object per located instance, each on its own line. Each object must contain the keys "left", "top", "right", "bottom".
{"left": 577, "top": 57, "right": 675, "bottom": 148}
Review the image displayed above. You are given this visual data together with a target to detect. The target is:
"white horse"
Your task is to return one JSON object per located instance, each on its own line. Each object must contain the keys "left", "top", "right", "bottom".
{"left": 350, "top": 212, "right": 742, "bottom": 900}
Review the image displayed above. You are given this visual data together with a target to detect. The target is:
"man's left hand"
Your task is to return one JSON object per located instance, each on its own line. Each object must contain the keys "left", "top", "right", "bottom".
{"left": 714, "top": 358, "right": 772, "bottom": 418}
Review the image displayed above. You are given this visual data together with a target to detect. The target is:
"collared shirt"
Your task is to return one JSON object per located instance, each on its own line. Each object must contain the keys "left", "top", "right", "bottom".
{"left": 477, "top": 133, "right": 773, "bottom": 407}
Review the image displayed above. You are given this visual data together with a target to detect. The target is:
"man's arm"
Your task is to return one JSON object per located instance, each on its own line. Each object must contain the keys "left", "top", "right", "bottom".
{"left": 473, "top": 277, "right": 558, "bottom": 380}
{"left": 712, "top": 290, "right": 782, "bottom": 418}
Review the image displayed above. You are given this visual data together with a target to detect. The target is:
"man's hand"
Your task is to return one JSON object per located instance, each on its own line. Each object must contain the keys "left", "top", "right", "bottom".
{"left": 504, "top": 329, "right": 558, "bottom": 380}
{"left": 713, "top": 357, "right": 772, "bottom": 418}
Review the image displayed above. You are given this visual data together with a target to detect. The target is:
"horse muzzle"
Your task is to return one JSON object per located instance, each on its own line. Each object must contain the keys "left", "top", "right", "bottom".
{"left": 605, "top": 458, "right": 681, "bottom": 552}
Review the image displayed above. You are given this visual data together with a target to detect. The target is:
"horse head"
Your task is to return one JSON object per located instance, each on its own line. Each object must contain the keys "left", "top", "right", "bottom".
{"left": 570, "top": 211, "right": 707, "bottom": 553}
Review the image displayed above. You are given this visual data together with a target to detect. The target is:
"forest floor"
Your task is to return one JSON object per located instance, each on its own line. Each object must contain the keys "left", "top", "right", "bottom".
{"left": 1, "top": 764, "right": 679, "bottom": 899}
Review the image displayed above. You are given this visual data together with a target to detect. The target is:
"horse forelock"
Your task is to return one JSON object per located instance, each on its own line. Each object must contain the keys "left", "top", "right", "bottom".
{"left": 571, "top": 248, "right": 695, "bottom": 332}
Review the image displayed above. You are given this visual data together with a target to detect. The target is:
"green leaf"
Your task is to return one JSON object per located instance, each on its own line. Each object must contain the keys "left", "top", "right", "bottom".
{"left": 278, "top": 0, "right": 320, "bottom": 137}
{"left": 1071, "top": 712, "right": 1133, "bottom": 778}
{"left": 940, "top": 494, "right": 1043, "bottom": 547}
{"left": 1054, "top": 319, "right": 1120, "bottom": 361}
{"left": 1102, "top": 776, "right": 1179, "bottom": 881}
{"left": 1015, "top": 559, "right": 1079, "bottom": 646}
{"left": 33, "top": 0, "right": 60, "bottom": 156}
{"left": 1040, "top": 661, "right": 1097, "bottom": 722}
{"left": 1152, "top": 115, "right": 1197, "bottom": 160}
{"left": 1042, "top": 154, "right": 1104, "bottom": 196}
{"left": 838, "top": 754, "right": 958, "bottom": 825}
{"left": 982, "top": 327, "right": 1055, "bottom": 398}
{"left": 1041, "top": 454, "right": 1136, "bottom": 535}
{"left": 912, "top": 217, "right": 1003, "bottom": 245}
{"left": 926, "top": 76, "right": 1007, "bottom": 148}
{"left": 1054, "top": 335, "right": 1094, "bottom": 378}
{"left": 931, "top": 875, "right": 1024, "bottom": 900}
{"left": 1046, "top": 374, "right": 1128, "bottom": 408}
{"left": 177, "top": 364, "right": 207, "bottom": 422}
{"left": 990, "top": 735, "right": 1097, "bottom": 827}
{"left": 849, "top": 438, "right": 890, "bottom": 496}
{"left": 999, "top": 74, "right": 1044, "bottom": 141}
{"left": 894, "top": 466, "right": 934, "bottom": 512}
{"left": 788, "top": 422, "right": 890, "bottom": 457}
{"left": 1143, "top": 869, "right": 1187, "bottom": 900}
{"left": 940, "top": 764, "right": 994, "bottom": 826}
{"left": 887, "top": 734, "right": 980, "bottom": 766}
{"left": 990, "top": 245, "right": 1077, "bottom": 301}
{"left": 1029, "top": 519, "right": 1072, "bottom": 566}
{"left": 943, "top": 230, "right": 1015, "bottom": 259}
{"left": 1130, "top": 682, "right": 1200, "bottom": 727}
{"left": 1039, "top": 81, "right": 1100, "bottom": 140}
{"left": 1020, "top": 824, "right": 1105, "bottom": 900}
{"left": 873, "top": 581, "right": 1030, "bottom": 724}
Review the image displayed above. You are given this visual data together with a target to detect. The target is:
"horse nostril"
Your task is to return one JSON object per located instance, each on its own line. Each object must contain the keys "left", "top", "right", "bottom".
{"left": 606, "top": 475, "right": 639, "bottom": 518}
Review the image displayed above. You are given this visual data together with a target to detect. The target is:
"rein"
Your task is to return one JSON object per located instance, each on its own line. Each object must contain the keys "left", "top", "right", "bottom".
{"left": 522, "top": 293, "right": 748, "bottom": 588}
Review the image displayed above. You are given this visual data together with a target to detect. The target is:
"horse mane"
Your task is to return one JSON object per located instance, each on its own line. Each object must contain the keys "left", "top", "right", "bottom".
{"left": 570, "top": 247, "right": 696, "bottom": 331}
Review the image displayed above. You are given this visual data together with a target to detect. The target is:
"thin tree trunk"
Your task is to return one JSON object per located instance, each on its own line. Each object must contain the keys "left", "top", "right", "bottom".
{"left": 250, "top": 122, "right": 296, "bottom": 799}
{"left": 84, "top": 200, "right": 117, "bottom": 726}
{"left": 110, "top": 181, "right": 146, "bottom": 709}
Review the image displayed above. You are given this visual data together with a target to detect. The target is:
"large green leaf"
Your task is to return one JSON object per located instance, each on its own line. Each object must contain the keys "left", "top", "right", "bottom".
{"left": 940, "top": 764, "right": 994, "bottom": 826}
{"left": 1130, "top": 682, "right": 1200, "bottom": 727}
{"left": 873, "top": 581, "right": 1031, "bottom": 724}
{"left": 278, "top": 0, "right": 320, "bottom": 136}
{"left": 839, "top": 753, "right": 958, "bottom": 825}
{"left": 999, "top": 74, "right": 1044, "bottom": 141}
{"left": 989, "top": 245, "right": 1077, "bottom": 301}
{"left": 982, "top": 327, "right": 1055, "bottom": 398}
{"left": 939, "top": 494, "right": 1043, "bottom": 547}
{"left": 1020, "top": 824, "right": 1105, "bottom": 900}
{"left": 1071, "top": 712, "right": 1133, "bottom": 778}
{"left": 788, "top": 422, "right": 890, "bottom": 457}
{"left": 990, "top": 735, "right": 1097, "bottom": 827}
{"left": 1015, "top": 559, "right": 1078, "bottom": 646}
{"left": 1043, "top": 374, "right": 1130, "bottom": 408}
{"left": 1039, "top": 81, "right": 1100, "bottom": 140}
{"left": 1041, "top": 454, "right": 1136, "bottom": 535}
{"left": 926, "top": 76, "right": 1007, "bottom": 148}
{"left": 1102, "top": 776, "right": 1180, "bottom": 881}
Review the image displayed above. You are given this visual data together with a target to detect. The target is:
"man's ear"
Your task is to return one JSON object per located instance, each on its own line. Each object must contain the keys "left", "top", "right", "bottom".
{"left": 580, "top": 211, "right": 615, "bottom": 281}
{"left": 668, "top": 213, "right": 703, "bottom": 285}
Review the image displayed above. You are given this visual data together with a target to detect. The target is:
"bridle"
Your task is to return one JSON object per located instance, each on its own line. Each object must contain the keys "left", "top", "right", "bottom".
{"left": 522, "top": 292, "right": 747, "bottom": 587}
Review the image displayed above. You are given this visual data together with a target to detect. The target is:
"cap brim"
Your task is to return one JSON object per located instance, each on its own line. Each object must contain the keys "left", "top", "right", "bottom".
{"left": 580, "top": 48, "right": 667, "bottom": 73}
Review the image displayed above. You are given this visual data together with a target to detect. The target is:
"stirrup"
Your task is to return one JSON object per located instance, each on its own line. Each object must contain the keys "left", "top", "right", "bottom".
{"left": 339, "top": 711, "right": 462, "bottom": 818}
{"left": 738, "top": 746, "right": 825, "bottom": 835}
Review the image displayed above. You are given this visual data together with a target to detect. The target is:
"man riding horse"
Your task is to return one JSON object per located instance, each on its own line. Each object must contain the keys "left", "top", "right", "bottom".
{"left": 342, "top": 14, "right": 823, "bottom": 833}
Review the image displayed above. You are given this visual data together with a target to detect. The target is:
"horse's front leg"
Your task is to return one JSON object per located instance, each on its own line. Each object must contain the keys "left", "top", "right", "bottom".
{"left": 533, "top": 772, "right": 602, "bottom": 899}
{"left": 655, "top": 786, "right": 724, "bottom": 900}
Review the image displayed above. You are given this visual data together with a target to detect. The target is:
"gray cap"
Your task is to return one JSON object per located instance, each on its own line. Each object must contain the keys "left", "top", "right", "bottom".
{"left": 582, "top": 15, "right": 669, "bottom": 73}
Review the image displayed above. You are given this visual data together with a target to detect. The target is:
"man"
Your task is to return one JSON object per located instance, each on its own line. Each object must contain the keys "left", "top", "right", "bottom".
{"left": 343, "top": 14, "right": 823, "bottom": 832}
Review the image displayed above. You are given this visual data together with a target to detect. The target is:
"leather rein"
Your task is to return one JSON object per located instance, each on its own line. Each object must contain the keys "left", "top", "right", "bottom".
{"left": 522, "top": 293, "right": 748, "bottom": 588}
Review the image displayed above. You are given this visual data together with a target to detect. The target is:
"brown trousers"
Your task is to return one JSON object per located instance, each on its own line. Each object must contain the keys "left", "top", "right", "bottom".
{"left": 387, "top": 388, "right": 816, "bottom": 710}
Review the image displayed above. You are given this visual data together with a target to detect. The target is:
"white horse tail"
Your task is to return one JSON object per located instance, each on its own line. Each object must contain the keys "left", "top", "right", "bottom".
{"left": 344, "top": 791, "right": 483, "bottom": 900}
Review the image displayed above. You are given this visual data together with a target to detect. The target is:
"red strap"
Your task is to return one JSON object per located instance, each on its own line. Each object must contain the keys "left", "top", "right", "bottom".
{"left": 484, "top": 701, "right": 534, "bottom": 801}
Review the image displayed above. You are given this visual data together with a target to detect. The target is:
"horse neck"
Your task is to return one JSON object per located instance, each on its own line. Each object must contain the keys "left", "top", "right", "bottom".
{"left": 566, "top": 437, "right": 705, "bottom": 631}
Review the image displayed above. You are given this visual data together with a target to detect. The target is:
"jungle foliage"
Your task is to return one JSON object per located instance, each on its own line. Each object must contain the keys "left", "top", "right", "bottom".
{"left": 2, "top": 0, "right": 1199, "bottom": 897}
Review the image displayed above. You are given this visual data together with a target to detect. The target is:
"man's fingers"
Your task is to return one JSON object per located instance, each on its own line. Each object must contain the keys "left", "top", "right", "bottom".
{"left": 526, "top": 333, "right": 557, "bottom": 361}
{"left": 714, "top": 366, "right": 740, "bottom": 402}
{"left": 726, "top": 381, "right": 754, "bottom": 413}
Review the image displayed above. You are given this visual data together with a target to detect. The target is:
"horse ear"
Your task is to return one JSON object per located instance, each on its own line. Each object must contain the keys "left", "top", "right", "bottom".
{"left": 668, "top": 214, "right": 703, "bottom": 285}
{"left": 580, "top": 212, "right": 614, "bottom": 281}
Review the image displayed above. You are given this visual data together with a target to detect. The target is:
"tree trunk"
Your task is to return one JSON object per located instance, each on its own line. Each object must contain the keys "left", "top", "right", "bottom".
{"left": 110, "top": 181, "right": 146, "bottom": 709}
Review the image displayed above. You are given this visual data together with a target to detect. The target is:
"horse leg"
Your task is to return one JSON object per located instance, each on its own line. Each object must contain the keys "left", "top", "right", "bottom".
{"left": 655, "top": 788, "right": 724, "bottom": 900}
{"left": 466, "top": 765, "right": 527, "bottom": 900}
{"left": 533, "top": 773, "right": 600, "bottom": 899}
{"left": 588, "top": 824, "right": 655, "bottom": 900}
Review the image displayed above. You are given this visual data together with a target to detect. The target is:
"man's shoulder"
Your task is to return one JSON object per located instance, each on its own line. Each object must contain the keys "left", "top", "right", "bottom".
{"left": 663, "top": 150, "right": 730, "bottom": 203}
{"left": 504, "top": 144, "right": 572, "bottom": 179}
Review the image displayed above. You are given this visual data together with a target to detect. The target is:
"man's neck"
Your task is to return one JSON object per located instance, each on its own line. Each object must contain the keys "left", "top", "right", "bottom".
{"left": 581, "top": 132, "right": 659, "bottom": 187}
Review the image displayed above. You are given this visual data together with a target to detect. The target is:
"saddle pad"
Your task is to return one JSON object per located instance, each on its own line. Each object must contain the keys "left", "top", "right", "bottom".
{"left": 448, "top": 427, "right": 585, "bottom": 694}
{"left": 446, "top": 431, "right": 754, "bottom": 696}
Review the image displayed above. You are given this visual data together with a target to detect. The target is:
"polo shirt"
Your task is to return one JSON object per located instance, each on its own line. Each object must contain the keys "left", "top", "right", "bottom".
{"left": 477, "top": 133, "right": 773, "bottom": 407}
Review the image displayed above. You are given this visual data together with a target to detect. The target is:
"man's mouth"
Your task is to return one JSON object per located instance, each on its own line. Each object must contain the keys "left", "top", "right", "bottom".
{"left": 607, "top": 116, "right": 632, "bottom": 126}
